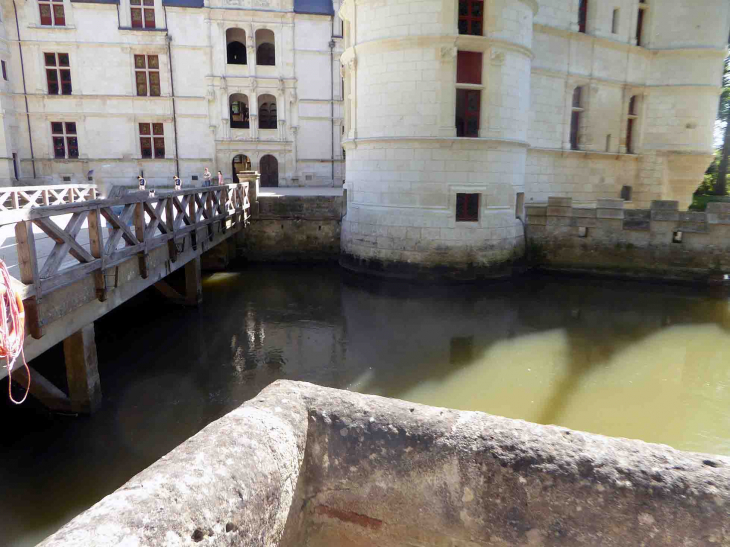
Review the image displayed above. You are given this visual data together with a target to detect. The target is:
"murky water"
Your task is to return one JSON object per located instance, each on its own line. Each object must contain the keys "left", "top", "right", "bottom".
{"left": 1, "top": 265, "right": 730, "bottom": 546}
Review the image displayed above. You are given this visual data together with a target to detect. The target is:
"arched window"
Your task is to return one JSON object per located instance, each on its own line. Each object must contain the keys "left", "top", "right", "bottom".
{"left": 255, "top": 29, "right": 275, "bottom": 66}
{"left": 258, "top": 94, "right": 277, "bottom": 129}
{"left": 226, "top": 28, "right": 247, "bottom": 65}
{"left": 229, "top": 93, "right": 249, "bottom": 129}
{"left": 570, "top": 86, "right": 584, "bottom": 150}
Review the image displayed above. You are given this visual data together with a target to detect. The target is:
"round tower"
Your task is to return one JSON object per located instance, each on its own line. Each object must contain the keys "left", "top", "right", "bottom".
{"left": 338, "top": 0, "right": 536, "bottom": 280}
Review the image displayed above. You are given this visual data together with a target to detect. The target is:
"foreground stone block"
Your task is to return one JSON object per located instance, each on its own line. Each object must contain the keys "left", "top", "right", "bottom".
{"left": 38, "top": 381, "right": 730, "bottom": 547}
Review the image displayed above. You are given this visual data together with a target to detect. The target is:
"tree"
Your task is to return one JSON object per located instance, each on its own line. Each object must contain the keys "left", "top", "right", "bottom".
{"left": 713, "top": 52, "right": 730, "bottom": 196}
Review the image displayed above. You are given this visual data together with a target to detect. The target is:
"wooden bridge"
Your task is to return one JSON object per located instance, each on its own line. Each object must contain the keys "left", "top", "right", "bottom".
{"left": 0, "top": 182, "right": 252, "bottom": 413}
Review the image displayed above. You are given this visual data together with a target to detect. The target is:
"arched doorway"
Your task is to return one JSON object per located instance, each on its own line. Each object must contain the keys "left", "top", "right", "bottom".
{"left": 260, "top": 155, "right": 278, "bottom": 187}
{"left": 232, "top": 154, "right": 251, "bottom": 183}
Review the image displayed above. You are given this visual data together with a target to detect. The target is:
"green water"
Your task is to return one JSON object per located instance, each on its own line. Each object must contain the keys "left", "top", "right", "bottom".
{"left": 0, "top": 265, "right": 729, "bottom": 546}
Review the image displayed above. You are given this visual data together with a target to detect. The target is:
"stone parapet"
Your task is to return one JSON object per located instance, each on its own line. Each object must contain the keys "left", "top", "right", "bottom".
{"left": 526, "top": 197, "right": 730, "bottom": 282}
{"left": 38, "top": 381, "right": 730, "bottom": 547}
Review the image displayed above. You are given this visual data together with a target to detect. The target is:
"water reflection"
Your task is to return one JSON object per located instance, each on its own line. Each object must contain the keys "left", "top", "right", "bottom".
{"left": 0, "top": 266, "right": 729, "bottom": 546}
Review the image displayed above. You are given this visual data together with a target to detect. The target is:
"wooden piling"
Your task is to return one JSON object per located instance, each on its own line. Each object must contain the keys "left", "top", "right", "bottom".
{"left": 184, "top": 255, "right": 203, "bottom": 306}
{"left": 63, "top": 323, "right": 102, "bottom": 414}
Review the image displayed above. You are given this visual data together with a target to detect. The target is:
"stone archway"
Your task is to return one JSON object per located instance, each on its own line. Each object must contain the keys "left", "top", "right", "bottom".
{"left": 260, "top": 154, "right": 279, "bottom": 187}
{"left": 232, "top": 154, "right": 251, "bottom": 183}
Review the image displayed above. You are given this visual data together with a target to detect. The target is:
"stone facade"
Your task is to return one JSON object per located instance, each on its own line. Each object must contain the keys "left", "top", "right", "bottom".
{"left": 526, "top": 196, "right": 730, "bottom": 282}
{"left": 0, "top": 0, "right": 344, "bottom": 189}
{"left": 339, "top": 0, "right": 730, "bottom": 279}
{"left": 237, "top": 193, "right": 343, "bottom": 261}
{"left": 38, "top": 381, "right": 730, "bottom": 546}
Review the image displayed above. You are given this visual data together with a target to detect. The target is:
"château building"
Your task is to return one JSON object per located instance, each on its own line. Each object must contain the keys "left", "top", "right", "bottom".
{"left": 338, "top": 0, "right": 730, "bottom": 279}
{"left": 0, "top": 0, "right": 344, "bottom": 188}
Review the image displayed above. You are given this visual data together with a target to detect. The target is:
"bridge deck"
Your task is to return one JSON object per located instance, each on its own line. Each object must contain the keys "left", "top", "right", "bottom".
{"left": 0, "top": 183, "right": 251, "bottom": 382}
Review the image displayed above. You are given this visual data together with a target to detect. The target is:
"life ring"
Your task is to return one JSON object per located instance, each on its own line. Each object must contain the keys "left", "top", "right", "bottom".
{"left": 0, "top": 286, "right": 25, "bottom": 344}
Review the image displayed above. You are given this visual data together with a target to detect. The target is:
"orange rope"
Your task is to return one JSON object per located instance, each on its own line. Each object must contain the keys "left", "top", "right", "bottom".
{"left": 0, "top": 260, "right": 29, "bottom": 404}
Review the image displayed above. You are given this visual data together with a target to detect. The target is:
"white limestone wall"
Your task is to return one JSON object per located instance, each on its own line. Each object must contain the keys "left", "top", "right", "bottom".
{"left": 2, "top": 0, "right": 342, "bottom": 188}
{"left": 527, "top": 0, "right": 729, "bottom": 209}
{"left": 340, "top": 0, "right": 534, "bottom": 277}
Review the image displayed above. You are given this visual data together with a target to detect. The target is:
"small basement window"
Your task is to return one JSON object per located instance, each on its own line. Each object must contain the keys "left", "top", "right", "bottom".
{"left": 456, "top": 193, "right": 480, "bottom": 222}
{"left": 672, "top": 231, "right": 682, "bottom": 243}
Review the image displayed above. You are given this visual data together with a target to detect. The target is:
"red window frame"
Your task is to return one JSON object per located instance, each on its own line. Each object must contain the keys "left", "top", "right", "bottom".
{"left": 134, "top": 55, "right": 160, "bottom": 97}
{"left": 578, "top": 0, "right": 587, "bottom": 33}
{"left": 51, "top": 121, "right": 78, "bottom": 159}
{"left": 456, "top": 193, "right": 480, "bottom": 222}
{"left": 45, "top": 52, "right": 72, "bottom": 95}
{"left": 456, "top": 51, "right": 482, "bottom": 85}
{"left": 39, "top": 0, "right": 65, "bottom": 26}
{"left": 131, "top": 0, "right": 155, "bottom": 29}
{"left": 458, "top": 0, "right": 483, "bottom": 36}
{"left": 139, "top": 123, "right": 164, "bottom": 159}
{"left": 455, "top": 89, "right": 480, "bottom": 138}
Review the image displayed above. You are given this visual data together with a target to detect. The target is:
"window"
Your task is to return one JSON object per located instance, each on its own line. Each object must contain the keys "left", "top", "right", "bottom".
{"left": 620, "top": 185, "right": 632, "bottom": 201}
{"left": 139, "top": 123, "right": 164, "bottom": 158}
{"left": 626, "top": 95, "right": 638, "bottom": 154}
{"left": 45, "top": 53, "right": 71, "bottom": 95}
{"left": 134, "top": 55, "right": 160, "bottom": 97}
{"left": 230, "top": 94, "right": 249, "bottom": 128}
{"left": 257, "top": 43, "right": 275, "bottom": 66}
{"left": 131, "top": 0, "right": 155, "bottom": 28}
{"left": 51, "top": 122, "right": 78, "bottom": 159}
{"left": 605, "top": 134, "right": 612, "bottom": 152}
{"left": 458, "top": 0, "right": 483, "bottom": 36}
{"left": 612, "top": 8, "right": 619, "bottom": 33}
{"left": 578, "top": 0, "right": 587, "bottom": 33}
{"left": 255, "top": 29, "right": 275, "bottom": 66}
{"left": 39, "top": 0, "right": 65, "bottom": 26}
{"left": 226, "top": 28, "right": 247, "bottom": 65}
{"left": 1, "top": 61, "right": 6, "bottom": 81}
{"left": 636, "top": 0, "right": 647, "bottom": 46}
{"left": 456, "top": 89, "right": 480, "bottom": 137}
{"left": 570, "top": 86, "right": 584, "bottom": 150}
{"left": 258, "top": 94, "right": 277, "bottom": 129}
{"left": 456, "top": 51, "right": 482, "bottom": 85}
{"left": 456, "top": 193, "right": 480, "bottom": 222}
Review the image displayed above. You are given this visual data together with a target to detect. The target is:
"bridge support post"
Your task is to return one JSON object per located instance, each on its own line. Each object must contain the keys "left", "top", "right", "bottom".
{"left": 63, "top": 323, "right": 102, "bottom": 414}
{"left": 184, "top": 256, "right": 203, "bottom": 306}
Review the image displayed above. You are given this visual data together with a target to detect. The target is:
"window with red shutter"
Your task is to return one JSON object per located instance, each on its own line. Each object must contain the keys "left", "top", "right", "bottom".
{"left": 39, "top": 0, "right": 65, "bottom": 26}
{"left": 131, "top": 0, "right": 155, "bottom": 28}
{"left": 45, "top": 53, "right": 72, "bottom": 95}
{"left": 51, "top": 121, "right": 78, "bottom": 159}
{"left": 139, "top": 123, "right": 164, "bottom": 158}
{"left": 135, "top": 55, "right": 160, "bottom": 97}
{"left": 455, "top": 89, "right": 480, "bottom": 138}
{"left": 458, "top": 0, "right": 483, "bottom": 36}
{"left": 456, "top": 51, "right": 482, "bottom": 85}
{"left": 456, "top": 193, "right": 480, "bottom": 222}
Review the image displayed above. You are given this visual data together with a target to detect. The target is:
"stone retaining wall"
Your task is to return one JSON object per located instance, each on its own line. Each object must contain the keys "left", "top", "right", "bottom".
{"left": 526, "top": 197, "right": 730, "bottom": 282}
{"left": 237, "top": 195, "right": 343, "bottom": 262}
{"left": 39, "top": 381, "right": 730, "bottom": 547}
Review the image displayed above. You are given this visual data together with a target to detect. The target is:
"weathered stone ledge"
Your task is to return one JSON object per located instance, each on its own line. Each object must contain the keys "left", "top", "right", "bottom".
{"left": 39, "top": 381, "right": 730, "bottom": 546}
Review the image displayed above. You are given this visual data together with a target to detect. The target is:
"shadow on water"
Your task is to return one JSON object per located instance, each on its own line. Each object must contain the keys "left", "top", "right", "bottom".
{"left": 0, "top": 264, "right": 729, "bottom": 545}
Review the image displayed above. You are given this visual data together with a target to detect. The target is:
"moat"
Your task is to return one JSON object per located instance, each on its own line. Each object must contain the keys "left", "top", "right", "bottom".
{"left": 2, "top": 264, "right": 730, "bottom": 546}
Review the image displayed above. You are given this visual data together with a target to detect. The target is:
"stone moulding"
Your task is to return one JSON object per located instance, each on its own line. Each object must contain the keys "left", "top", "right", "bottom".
{"left": 38, "top": 380, "right": 730, "bottom": 547}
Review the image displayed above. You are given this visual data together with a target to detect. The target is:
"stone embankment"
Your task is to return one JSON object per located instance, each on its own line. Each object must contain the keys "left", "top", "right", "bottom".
{"left": 526, "top": 197, "right": 730, "bottom": 282}
{"left": 39, "top": 381, "right": 730, "bottom": 546}
{"left": 237, "top": 193, "right": 343, "bottom": 262}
